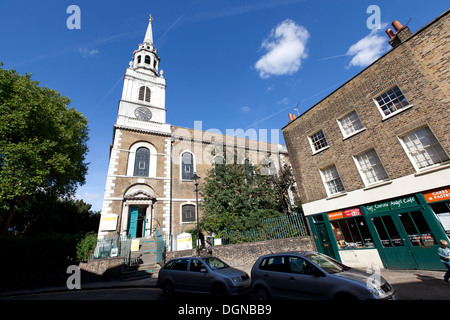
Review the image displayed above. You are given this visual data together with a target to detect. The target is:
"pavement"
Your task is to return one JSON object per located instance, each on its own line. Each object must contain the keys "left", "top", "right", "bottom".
{"left": 1, "top": 267, "right": 449, "bottom": 300}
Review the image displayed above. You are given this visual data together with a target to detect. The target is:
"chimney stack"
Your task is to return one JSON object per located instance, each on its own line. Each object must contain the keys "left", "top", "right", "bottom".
{"left": 288, "top": 113, "right": 296, "bottom": 122}
{"left": 386, "top": 19, "right": 412, "bottom": 48}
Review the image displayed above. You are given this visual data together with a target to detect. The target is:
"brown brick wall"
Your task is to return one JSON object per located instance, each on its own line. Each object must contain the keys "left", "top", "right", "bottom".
{"left": 282, "top": 11, "right": 450, "bottom": 205}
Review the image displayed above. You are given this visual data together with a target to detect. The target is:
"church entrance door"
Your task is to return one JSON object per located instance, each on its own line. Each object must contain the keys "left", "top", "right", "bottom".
{"left": 128, "top": 206, "right": 147, "bottom": 238}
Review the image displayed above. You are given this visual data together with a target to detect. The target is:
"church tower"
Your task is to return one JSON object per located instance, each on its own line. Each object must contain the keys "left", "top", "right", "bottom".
{"left": 98, "top": 16, "right": 172, "bottom": 241}
{"left": 116, "top": 15, "right": 170, "bottom": 135}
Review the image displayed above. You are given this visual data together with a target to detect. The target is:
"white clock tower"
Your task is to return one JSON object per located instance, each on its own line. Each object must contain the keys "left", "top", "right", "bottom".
{"left": 116, "top": 15, "right": 170, "bottom": 134}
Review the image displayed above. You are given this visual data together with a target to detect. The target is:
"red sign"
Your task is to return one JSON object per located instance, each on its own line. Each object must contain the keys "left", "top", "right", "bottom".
{"left": 423, "top": 188, "right": 450, "bottom": 203}
{"left": 328, "top": 208, "right": 361, "bottom": 220}
{"left": 343, "top": 208, "right": 362, "bottom": 218}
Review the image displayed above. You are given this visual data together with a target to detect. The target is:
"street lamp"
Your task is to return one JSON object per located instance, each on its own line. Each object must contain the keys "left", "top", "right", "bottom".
{"left": 192, "top": 172, "right": 201, "bottom": 256}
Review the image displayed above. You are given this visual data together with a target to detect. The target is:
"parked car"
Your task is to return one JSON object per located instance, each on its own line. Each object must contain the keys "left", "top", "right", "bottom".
{"left": 251, "top": 251, "right": 396, "bottom": 300}
{"left": 157, "top": 256, "right": 251, "bottom": 298}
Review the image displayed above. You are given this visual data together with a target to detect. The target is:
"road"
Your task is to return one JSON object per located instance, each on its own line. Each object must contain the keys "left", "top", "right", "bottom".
{"left": 3, "top": 287, "right": 167, "bottom": 300}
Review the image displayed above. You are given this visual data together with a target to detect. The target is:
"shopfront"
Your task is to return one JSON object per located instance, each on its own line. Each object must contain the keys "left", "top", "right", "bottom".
{"left": 309, "top": 186, "right": 450, "bottom": 270}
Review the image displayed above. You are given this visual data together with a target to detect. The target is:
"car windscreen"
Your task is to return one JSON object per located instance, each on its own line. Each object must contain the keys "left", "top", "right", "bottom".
{"left": 305, "top": 253, "right": 349, "bottom": 274}
{"left": 202, "top": 257, "right": 230, "bottom": 270}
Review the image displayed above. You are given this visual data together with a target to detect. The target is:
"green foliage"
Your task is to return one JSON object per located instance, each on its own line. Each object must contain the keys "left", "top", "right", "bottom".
{"left": 76, "top": 232, "right": 98, "bottom": 262}
{"left": 199, "top": 154, "right": 284, "bottom": 237}
{"left": 0, "top": 64, "right": 89, "bottom": 234}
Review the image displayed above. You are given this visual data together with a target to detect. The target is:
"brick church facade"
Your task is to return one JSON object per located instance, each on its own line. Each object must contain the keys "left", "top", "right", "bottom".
{"left": 97, "top": 17, "right": 289, "bottom": 249}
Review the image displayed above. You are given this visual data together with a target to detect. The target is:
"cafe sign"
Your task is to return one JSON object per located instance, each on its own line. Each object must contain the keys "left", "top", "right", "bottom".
{"left": 365, "top": 196, "right": 418, "bottom": 214}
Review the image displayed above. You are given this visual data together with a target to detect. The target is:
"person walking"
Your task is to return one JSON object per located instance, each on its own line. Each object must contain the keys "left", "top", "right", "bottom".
{"left": 438, "top": 239, "right": 450, "bottom": 283}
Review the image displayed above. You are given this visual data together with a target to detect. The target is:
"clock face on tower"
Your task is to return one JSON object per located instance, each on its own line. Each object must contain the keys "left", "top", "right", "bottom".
{"left": 135, "top": 107, "right": 153, "bottom": 122}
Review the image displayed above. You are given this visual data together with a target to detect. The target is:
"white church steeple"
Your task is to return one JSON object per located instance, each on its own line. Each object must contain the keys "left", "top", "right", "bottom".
{"left": 115, "top": 15, "right": 169, "bottom": 134}
{"left": 130, "top": 15, "right": 162, "bottom": 76}
{"left": 144, "top": 15, "right": 154, "bottom": 44}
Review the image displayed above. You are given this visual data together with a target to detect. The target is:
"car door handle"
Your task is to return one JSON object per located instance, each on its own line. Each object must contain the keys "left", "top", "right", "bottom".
{"left": 289, "top": 277, "right": 295, "bottom": 281}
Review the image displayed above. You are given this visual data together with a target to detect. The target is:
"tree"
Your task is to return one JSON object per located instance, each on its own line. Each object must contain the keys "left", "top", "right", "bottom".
{"left": 199, "top": 154, "right": 283, "bottom": 237}
{"left": 0, "top": 63, "right": 89, "bottom": 235}
{"left": 270, "top": 164, "right": 303, "bottom": 215}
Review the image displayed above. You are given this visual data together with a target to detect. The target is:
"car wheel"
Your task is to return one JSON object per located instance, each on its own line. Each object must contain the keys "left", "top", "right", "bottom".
{"left": 211, "top": 283, "right": 227, "bottom": 300}
{"left": 162, "top": 281, "right": 174, "bottom": 297}
{"left": 253, "top": 286, "right": 271, "bottom": 301}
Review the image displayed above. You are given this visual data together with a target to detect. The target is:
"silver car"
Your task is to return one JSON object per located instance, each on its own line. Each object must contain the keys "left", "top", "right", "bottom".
{"left": 251, "top": 251, "right": 396, "bottom": 300}
{"left": 157, "top": 256, "right": 251, "bottom": 298}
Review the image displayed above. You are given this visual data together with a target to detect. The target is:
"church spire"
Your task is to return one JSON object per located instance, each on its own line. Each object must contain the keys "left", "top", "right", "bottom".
{"left": 144, "top": 15, "right": 154, "bottom": 44}
{"left": 130, "top": 15, "right": 161, "bottom": 77}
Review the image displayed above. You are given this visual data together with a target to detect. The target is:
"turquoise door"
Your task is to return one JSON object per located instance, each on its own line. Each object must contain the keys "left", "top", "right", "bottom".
{"left": 128, "top": 207, "right": 139, "bottom": 238}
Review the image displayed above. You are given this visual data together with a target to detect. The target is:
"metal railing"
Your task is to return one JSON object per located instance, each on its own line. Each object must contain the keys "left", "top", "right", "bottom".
{"left": 218, "top": 214, "right": 309, "bottom": 245}
{"left": 90, "top": 234, "right": 132, "bottom": 263}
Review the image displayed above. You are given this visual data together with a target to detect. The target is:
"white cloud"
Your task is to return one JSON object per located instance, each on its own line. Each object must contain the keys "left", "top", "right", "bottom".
{"left": 255, "top": 19, "right": 310, "bottom": 79}
{"left": 79, "top": 48, "right": 99, "bottom": 58}
{"left": 346, "top": 29, "right": 389, "bottom": 68}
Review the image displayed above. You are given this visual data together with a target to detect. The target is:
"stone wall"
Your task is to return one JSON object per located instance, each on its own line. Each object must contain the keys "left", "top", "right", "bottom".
{"left": 79, "top": 257, "right": 124, "bottom": 281}
{"left": 165, "top": 236, "right": 315, "bottom": 270}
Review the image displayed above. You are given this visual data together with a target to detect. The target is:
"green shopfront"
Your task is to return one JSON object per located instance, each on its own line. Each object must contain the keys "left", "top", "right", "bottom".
{"left": 309, "top": 186, "right": 450, "bottom": 270}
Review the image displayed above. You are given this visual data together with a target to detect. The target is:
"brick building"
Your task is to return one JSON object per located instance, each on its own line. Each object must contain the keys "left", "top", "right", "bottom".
{"left": 97, "top": 17, "right": 289, "bottom": 251}
{"left": 282, "top": 10, "right": 449, "bottom": 270}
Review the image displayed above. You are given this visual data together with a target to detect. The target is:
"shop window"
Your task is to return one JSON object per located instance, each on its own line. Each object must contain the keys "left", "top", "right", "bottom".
{"left": 372, "top": 216, "right": 404, "bottom": 247}
{"left": 330, "top": 216, "right": 375, "bottom": 249}
{"left": 430, "top": 201, "right": 450, "bottom": 237}
{"left": 398, "top": 211, "right": 437, "bottom": 246}
{"left": 399, "top": 126, "right": 449, "bottom": 170}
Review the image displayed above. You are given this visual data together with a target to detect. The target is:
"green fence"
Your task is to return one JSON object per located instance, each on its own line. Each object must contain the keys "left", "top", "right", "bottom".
{"left": 219, "top": 214, "right": 309, "bottom": 245}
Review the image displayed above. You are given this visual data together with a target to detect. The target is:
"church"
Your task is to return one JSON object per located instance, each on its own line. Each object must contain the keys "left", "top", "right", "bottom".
{"left": 97, "top": 16, "right": 289, "bottom": 250}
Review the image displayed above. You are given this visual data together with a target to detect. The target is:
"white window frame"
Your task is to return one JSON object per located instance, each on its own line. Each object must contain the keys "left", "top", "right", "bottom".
{"left": 127, "top": 142, "right": 157, "bottom": 177}
{"left": 337, "top": 110, "right": 366, "bottom": 139}
{"left": 319, "top": 165, "right": 346, "bottom": 197}
{"left": 353, "top": 148, "right": 390, "bottom": 187}
{"left": 308, "top": 130, "right": 329, "bottom": 154}
{"left": 373, "top": 85, "right": 413, "bottom": 120}
{"left": 398, "top": 126, "right": 450, "bottom": 172}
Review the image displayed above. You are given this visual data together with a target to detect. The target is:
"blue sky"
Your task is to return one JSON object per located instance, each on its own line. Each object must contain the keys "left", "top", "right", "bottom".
{"left": 0, "top": 0, "right": 447, "bottom": 211}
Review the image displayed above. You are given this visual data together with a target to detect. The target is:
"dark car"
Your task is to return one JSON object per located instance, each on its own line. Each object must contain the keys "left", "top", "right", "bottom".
{"left": 157, "top": 256, "right": 251, "bottom": 298}
{"left": 251, "top": 251, "right": 396, "bottom": 300}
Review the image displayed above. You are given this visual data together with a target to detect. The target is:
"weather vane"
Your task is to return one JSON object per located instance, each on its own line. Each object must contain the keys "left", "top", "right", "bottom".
{"left": 149, "top": 14, "right": 153, "bottom": 22}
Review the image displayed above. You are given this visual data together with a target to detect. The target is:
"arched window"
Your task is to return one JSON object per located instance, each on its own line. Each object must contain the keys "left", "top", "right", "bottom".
{"left": 137, "top": 56, "right": 141, "bottom": 64}
{"left": 134, "top": 147, "right": 150, "bottom": 177}
{"left": 145, "top": 55, "right": 151, "bottom": 64}
{"left": 138, "top": 86, "right": 151, "bottom": 102}
{"left": 182, "top": 204, "right": 196, "bottom": 223}
{"left": 181, "top": 152, "right": 194, "bottom": 180}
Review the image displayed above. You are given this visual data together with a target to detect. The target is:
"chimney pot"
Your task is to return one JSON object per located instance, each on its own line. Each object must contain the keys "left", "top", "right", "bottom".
{"left": 386, "top": 28, "right": 395, "bottom": 39}
{"left": 392, "top": 20, "right": 403, "bottom": 32}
